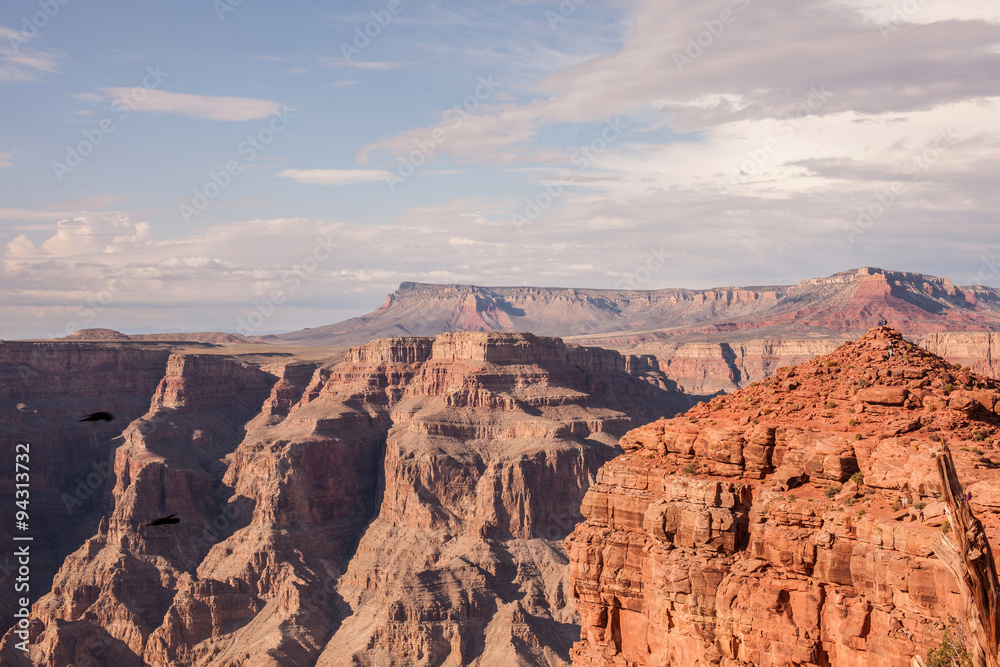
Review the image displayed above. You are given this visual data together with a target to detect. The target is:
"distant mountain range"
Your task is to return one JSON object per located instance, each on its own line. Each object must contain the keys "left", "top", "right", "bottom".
{"left": 277, "top": 268, "right": 1000, "bottom": 347}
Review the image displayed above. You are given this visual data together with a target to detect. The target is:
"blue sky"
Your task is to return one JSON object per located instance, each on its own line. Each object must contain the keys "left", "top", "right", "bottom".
{"left": 2, "top": 0, "right": 999, "bottom": 338}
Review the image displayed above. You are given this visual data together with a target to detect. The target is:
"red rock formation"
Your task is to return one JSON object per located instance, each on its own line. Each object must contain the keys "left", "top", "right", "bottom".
{"left": 278, "top": 268, "right": 1000, "bottom": 347}
{"left": 566, "top": 327, "right": 1000, "bottom": 666}
{"left": 4, "top": 333, "right": 687, "bottom": 666}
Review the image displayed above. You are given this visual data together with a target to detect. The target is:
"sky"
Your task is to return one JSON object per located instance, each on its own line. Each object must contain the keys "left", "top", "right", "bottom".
{"left": 1, "top": 0, "right": 999, "bottom": 338}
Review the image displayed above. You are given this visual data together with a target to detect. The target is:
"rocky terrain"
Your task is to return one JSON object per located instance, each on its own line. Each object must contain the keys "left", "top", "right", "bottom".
{"left": 0, "top": 332, "right": 688, "bottom": 666}
{"left": 566, "top": 327, "right": 1000, "bottom": 666}
{"left": 277, "top": 269, "right": 1000, "bottom": 347}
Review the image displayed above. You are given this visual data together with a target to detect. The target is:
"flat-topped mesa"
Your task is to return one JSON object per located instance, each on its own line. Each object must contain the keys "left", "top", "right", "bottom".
{"left": 566, "top": 326, "right": 1000, "bottom": 667}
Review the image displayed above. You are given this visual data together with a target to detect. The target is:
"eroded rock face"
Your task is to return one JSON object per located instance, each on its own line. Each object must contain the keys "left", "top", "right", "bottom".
{"left": 566, "top": 327, "right": 1000, "bottom": 666}
{"left": 0, "top": 343, "right": 173, "bottom": 625}
{"left": 4, "top": 333, "right": 687, "bottom": 666}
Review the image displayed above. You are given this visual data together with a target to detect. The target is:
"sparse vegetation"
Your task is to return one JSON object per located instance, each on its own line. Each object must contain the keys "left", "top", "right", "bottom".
{"left": 825, "top": 360, "right": 838, "bottom": 367}
{"left": 928, "top": 404, "right": 938, "bottom": 412}
{"left": 943, "top": 383, "right": 955, "bottom": 394}
{"left": 857, "top": 509, "right": 866, "bottom": 516}
{"left": 854, "top": 433, "right": 863, "bottom": 440}
{"left": 850, "top": 472, "right": 864, "bottom": 486}
{"left": 682, "top": 463, "right": 697, "bottom": 475}
{"left": 973, "top": 429, "right": 988, "bottom": 442}
{"left": 824, "top": 400, "right": 837, "bottom": 409}
{"left": 925, "top": 616, "right": 972, "bottom": 667}
{"left": 824, "top": 484, "right": 842, "bottom": 498}
{"left": 941, "top": 518, "right": 951, "bottom": 533}
{"left": 844, "top": 497, "right": 857, "bottom": 505}
{"left": 848, "top": 418, "right": 858, "bottom": 427}
{"left": 762, "top": 407, "right": 772, "bottom": 415}
{"left": 914, "top": 501, "right": 926, "bottom": 510}
{"left": 972, "top": 446, "right": 983, "bottom": 455}
{"left": 930, "top": 433, "right": 943, "bottom": 442}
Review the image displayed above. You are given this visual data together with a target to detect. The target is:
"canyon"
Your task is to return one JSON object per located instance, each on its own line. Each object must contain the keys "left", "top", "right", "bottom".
{"left": 5, "top": 267, "right": 1000, "bottom": 666}
{"left": 0, "top": 333, "right": 686, "bottom": 666}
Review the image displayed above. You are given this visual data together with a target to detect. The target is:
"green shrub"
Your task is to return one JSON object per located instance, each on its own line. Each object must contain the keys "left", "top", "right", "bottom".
{"left": 844, "top": 497, "right": 857, "bottom": 505}
{"left": 824, "top": 400, "right": 837, "bottom": 409}
{"left": 914, "top": 501, "right": 926, "bottom": 510}
{"left": 824, "top": 484, "right": 842, "bottom": 498}
{"left": 925, "top": 616, "right": 972, "bottom": 667}
{"left": 848, "top": 418, "right": 858, "bottom": 427}
{"left": 941, "top": 518, "right": 951, "bottom": 533}
{"left": 854, "top": 433, "right": 863, "bottom": 440}
{"left": 850, "top": 472, "right": 865, "bottom": 485}
{"left": 973, "top": 429, "right": 988, "bottom": 442}
{"left": 682, "top": 463, "right": 697, "bottom": 475}
{"left": 943, "top": 383, "right": 954, "bottom": 393}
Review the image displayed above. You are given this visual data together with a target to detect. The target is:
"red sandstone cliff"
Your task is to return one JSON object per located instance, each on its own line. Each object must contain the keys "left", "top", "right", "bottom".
{"left": 566, "top": 327, "right": 1000, "bottom": 666}
{"left": 2, "top": 333, "right": 687, "bottom": 666}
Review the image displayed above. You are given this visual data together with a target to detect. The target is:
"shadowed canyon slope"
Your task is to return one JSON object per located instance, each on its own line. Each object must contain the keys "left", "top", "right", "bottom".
{"left": 0, "top": 333, "right": 689, "bottom": 666}
{"left": 278, "top": 268, "right": 1000, "bottom": 347}
{"left": 566, "top": 327, "right": 1000, "bottom": 666}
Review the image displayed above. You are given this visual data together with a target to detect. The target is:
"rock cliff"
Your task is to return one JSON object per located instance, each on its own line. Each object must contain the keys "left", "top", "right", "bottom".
{"left": 277, "top": 268, "right": 1000, "bottom": 347}
{"left": 566, "top": 327, "right": 1000, "bottom": 666}
{"left": 0, "top": 343, "right": 173, "bottom": 625}
{"left": 2, "top": 333, "right": 688, "bottom": 666}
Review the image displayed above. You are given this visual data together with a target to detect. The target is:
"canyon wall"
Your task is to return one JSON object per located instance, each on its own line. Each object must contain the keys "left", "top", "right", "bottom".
{"left": 2, "top": 333, "right": 686, "bottom": 666}
{"left": 0, "top": 343, "right": 173, "bottom": 625}
{"left": 566, "top": 328, "right": 1000, "bottom": 666}
{"left": 597, "top": 332, "right": 1000, "bottom": 397}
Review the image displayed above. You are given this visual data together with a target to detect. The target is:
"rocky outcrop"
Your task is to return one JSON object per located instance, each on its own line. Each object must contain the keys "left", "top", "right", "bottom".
{"left": 566, "top": 327, "right": 1000, "bottom": 666}
{"left": 5, "top": 333, "right": 689, "bottom": 666}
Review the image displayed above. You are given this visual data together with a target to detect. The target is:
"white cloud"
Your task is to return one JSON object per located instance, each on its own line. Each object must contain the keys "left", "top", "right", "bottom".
{"left": 92, "top": 88, "right": 290, "bottom": 121}
{"left": 0, "top": 26, "right": 65, "bottom": 82}
{"left": 0, "top": 152, "right": 11, "bottom": 167}
{"left": 277, "top": 168, "right": 391, "bottom": 185}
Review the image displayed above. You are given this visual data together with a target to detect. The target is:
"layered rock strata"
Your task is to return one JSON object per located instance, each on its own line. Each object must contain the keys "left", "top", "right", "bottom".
{"left": 566, "top": 327, "right": 1000, "bottom": 666}
{"left": 3, "top": 333, "right": 686, "bottom": 666}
